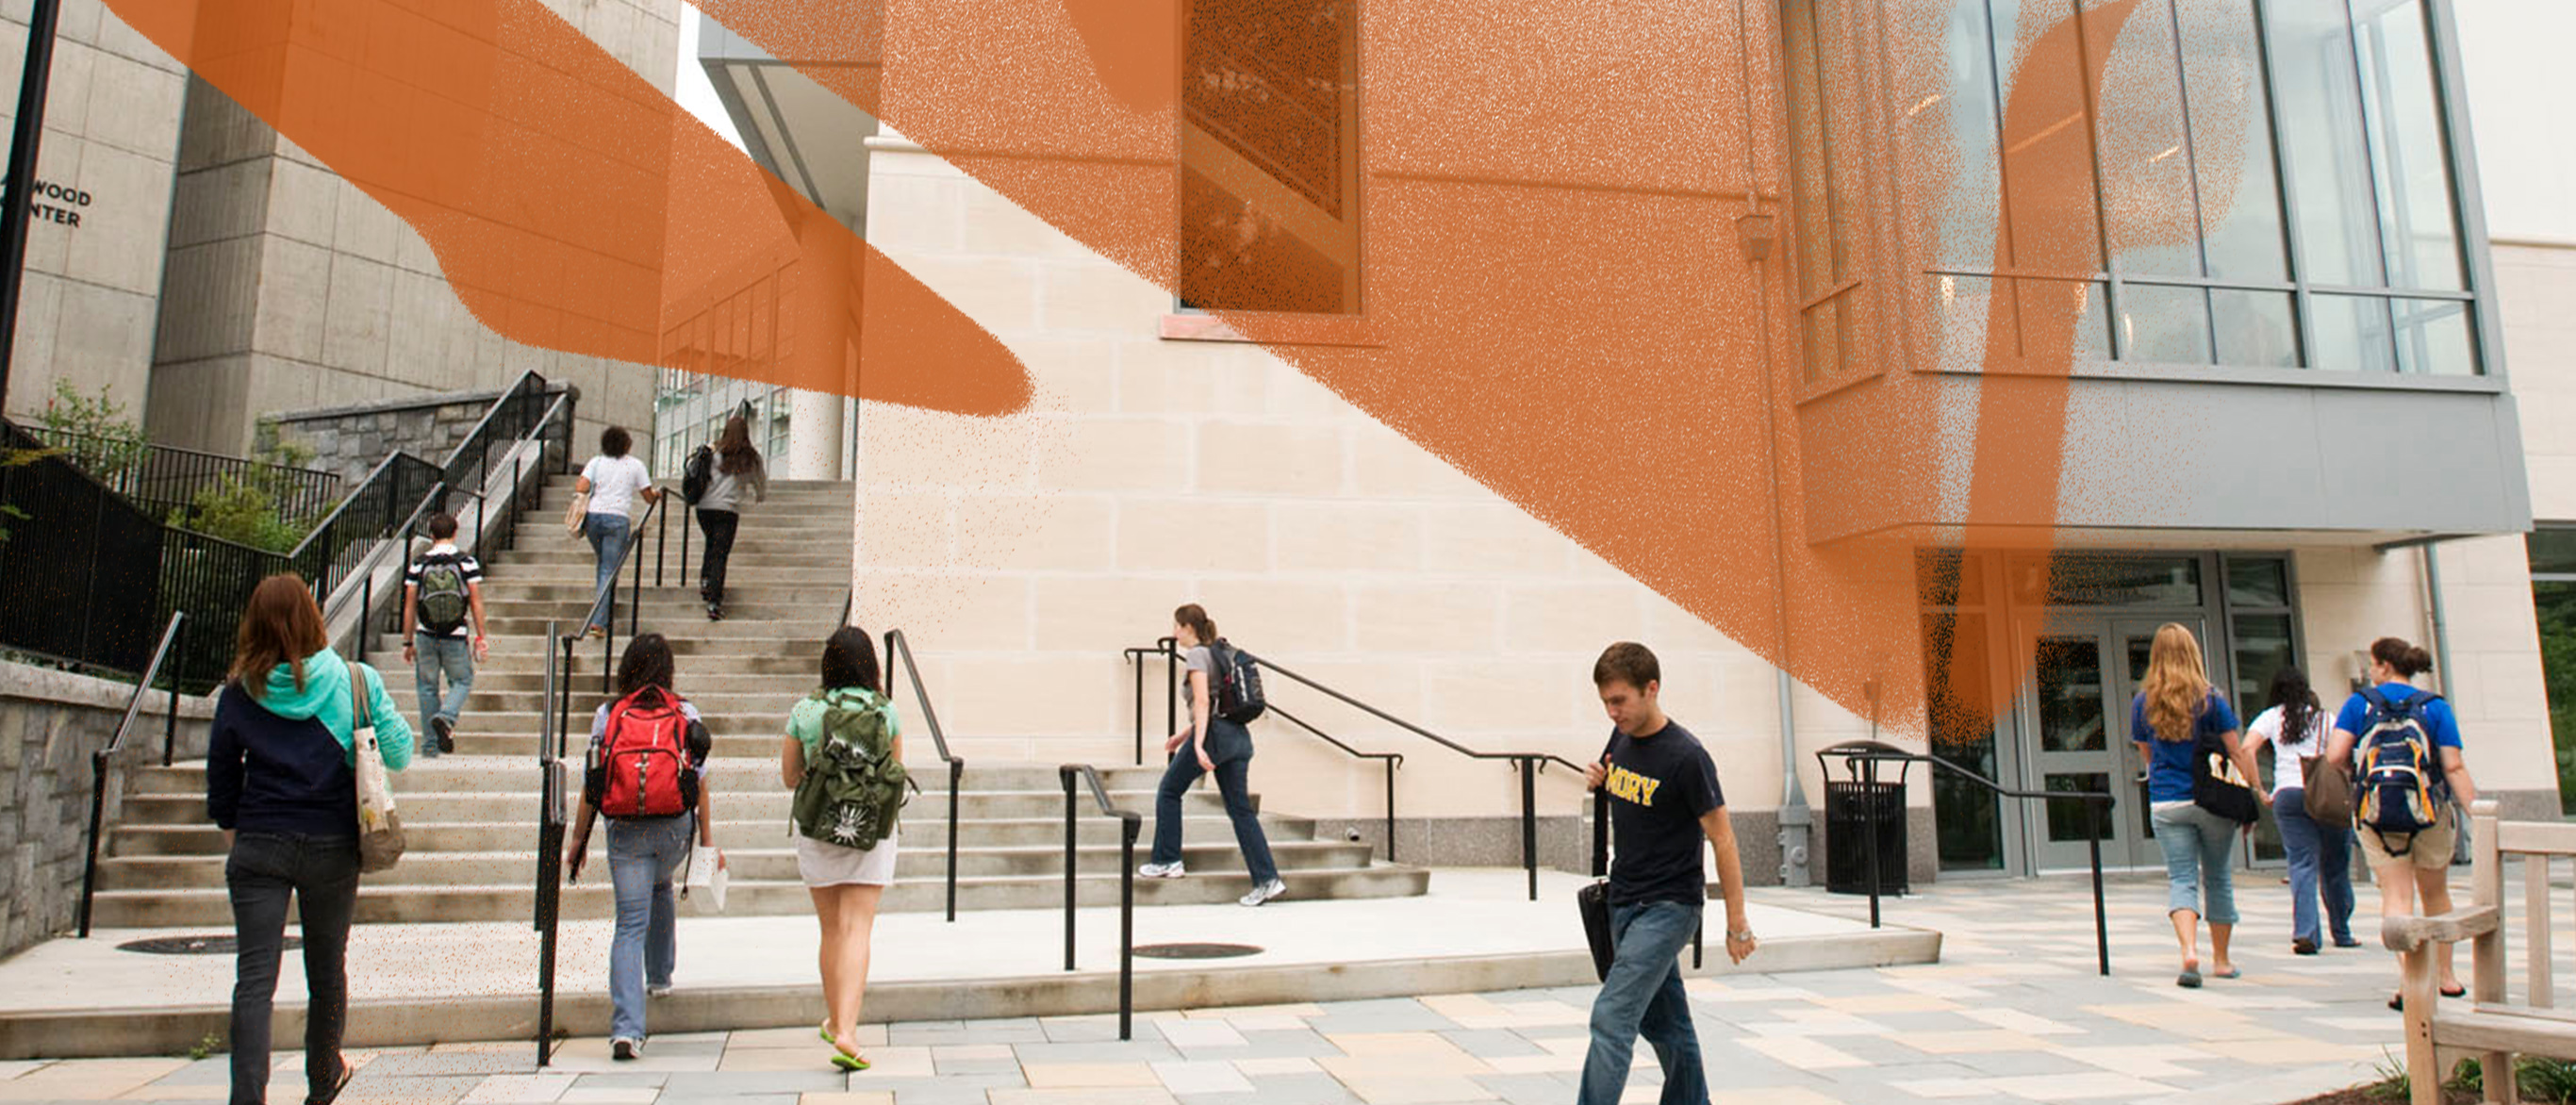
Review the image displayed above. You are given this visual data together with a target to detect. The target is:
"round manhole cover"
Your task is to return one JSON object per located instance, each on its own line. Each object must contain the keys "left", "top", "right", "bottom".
{"left": 119, "top": 934, "right": 299, "bottom": 955}
{"left": 1132, "top": 942, "right": 1263, "bottom": 960}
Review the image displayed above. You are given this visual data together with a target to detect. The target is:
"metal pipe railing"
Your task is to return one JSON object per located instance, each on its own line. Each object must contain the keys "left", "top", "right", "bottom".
{"left": 78, "top": 611, "right": 185, "bottom": 937}
{"left": 883, "top": 628, "right": 965, "bottom": 922}
{"left": 1822, "top": 744, "right": 2115, "bottom": 977}
{"left": 1059, "top": 763, "right": 1139, "bottom": 1041}
{"left": 1129, "top": 639, "right": 1581, "bottom": 899}
{"left": 573, "top": 492, "right": 666, "bottom": 694}
{"left": 535, "top": 618, "right": 566, "bottom": 1066}
{"left": 1263, "top": 702, "right": 1402, "bottom": 863}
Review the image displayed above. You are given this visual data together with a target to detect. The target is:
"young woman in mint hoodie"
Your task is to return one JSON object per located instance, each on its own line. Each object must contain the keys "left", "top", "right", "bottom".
{"left": 206, "top": 573, "right": 412, "bottom": 1105}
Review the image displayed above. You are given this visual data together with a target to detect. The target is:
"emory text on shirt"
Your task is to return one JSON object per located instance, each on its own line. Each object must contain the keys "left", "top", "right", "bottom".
{"left": 1605, "top": 765, "right": 1661, "bottom": 807}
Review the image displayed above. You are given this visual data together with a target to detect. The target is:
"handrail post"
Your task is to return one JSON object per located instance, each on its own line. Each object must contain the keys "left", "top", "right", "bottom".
{"left": 1383, "top": 758, "right": 1397, "bottom": 864}
{"left": 77, "top": 750, "right": 107, "bottom": 938}
{"left": 1163, "top": 638, "right": 1178, "bottom": 753}
{"left": 1062, "top": 767, "right": 1078, "bottom": 971}
{"left": 1132, "top": 654, "right": 1145, "bottom": 767}
{"left": 2089, "top": 800, "right": 2110, "bottom": 977}
{"left": 160, "top": 615, "right": 183, "bottom": 767}
{"left": 628, "top": 510, "right": 645, "bottom": 641}
{"left": 656, "top": 492, "right": 668, "bottom": 589}
{"left": 1520, "top": 756, "right": 1538, "bottom": 902}
{"left": 946, "top": 758, "right": 962, "bottom": 922}
{"left": 678, "top": 495, "right": 690, "bottom": 593}
{"left": 1863, "top": 754, "right": 1883, "bottom": 930}
{"left": 1119, "top": 815, "right": 1137, "bottom": 1042}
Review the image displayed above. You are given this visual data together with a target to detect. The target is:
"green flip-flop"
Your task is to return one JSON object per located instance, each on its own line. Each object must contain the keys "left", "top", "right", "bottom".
{"left": 821, "top": 1021, "right": 870, "bottom": 1072}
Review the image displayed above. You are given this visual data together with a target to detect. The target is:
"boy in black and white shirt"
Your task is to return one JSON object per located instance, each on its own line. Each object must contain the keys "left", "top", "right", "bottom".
{"left": 402, "top": 513, "right": 487, "bottom": 755}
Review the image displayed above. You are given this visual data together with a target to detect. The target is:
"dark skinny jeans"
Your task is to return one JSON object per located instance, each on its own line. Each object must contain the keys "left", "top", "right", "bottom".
{"left": 226, "top": 832, "right": 361, "bottom": 1105}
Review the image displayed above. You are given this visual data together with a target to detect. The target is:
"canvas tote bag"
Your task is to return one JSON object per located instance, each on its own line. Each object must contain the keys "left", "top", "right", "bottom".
{"left": 351, "top": 668, "right": 406, "bottom": 872}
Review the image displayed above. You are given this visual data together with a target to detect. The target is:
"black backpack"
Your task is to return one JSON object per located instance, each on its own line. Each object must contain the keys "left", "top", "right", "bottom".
{"left": 1208, "top": 638, "right": 1266, "bottom": 724}
{"left": 415, "top": 552, "right": 471, "bottom": 636}
{"left": 681, "top": 445, "right": 714, "bottom": 505}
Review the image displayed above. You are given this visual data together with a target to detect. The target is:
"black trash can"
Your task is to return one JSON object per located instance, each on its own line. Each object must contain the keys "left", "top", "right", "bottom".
{"left": 1816, "top": 741, "right": 1909, "bottom": 897}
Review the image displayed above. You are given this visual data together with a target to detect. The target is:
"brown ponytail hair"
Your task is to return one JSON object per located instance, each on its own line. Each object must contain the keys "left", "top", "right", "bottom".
{"left": 230, "top": 573, "right": 329, "bottom": 701}
{"left": 1173, "top": 603, "right": 1217, "bottom": 646}
{"left": 2370, "top": 636, "right": 2435, "bottom": 680}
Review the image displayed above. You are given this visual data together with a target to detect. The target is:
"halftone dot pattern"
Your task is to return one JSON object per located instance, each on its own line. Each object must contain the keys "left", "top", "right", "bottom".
{"left": 96, "top": 0, "right": 2289, "bottom": 744}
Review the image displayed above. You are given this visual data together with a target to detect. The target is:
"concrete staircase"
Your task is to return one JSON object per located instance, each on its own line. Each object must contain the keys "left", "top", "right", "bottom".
{"left": 86, "top": 475, "right": 1429, "bottom": 928}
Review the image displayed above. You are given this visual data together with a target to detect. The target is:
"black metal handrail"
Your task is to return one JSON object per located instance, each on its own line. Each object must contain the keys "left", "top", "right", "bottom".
{"left": 1261, "top": 703, "right": 1402, "bottom": 863}
{"left": 340, "top": 479, "right": 450, "bottom": 661}
{"left": 1122, "top": 636, "right": 1181, "bottom": 767}
{"left": 17, "top": 426, "right": 341, "bottom": 523}
{"left": 289, "top": 451, "right": 445, "bottom": 609}
{"left": 77, "top": 610, "right": 185, "bottom": 937}
{"left": 1058, "top": 763, "right": 1139, "bottom": 1042}
{"left": 572, "top": 491, "right": 666, "bottom": 693}
{"left": 883, "top": 628, "right": 964, "bottom": 922}
{"left": 535, "top": 618, "right": 568, "bottom": 1066}
{"left": 1821, "top": 743, "right": 2116, "bottom": 977}
{"left": 1130, "top": 638, "right": 1582, "bottom": 900}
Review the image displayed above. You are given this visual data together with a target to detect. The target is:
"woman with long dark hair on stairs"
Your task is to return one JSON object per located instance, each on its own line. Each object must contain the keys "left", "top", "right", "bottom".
{"left": 1136, "top": 603, "right": 1285, "bottom": 907}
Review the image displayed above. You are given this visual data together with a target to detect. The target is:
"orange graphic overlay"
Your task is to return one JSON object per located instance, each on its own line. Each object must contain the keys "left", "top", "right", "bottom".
{"left": 102, "top": 0, "right": 1031, "bottom": 418}
{"left": 112, "top": 0, "right": 2232, "bottom": 739}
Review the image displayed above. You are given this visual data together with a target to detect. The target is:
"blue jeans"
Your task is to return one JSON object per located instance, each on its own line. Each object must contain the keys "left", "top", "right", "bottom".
{"left": 606, "top": 814, "right": 692, "bottom": 1040}
{"left": 2274, "top": 787, "right": 2357, "bottom": 945}
{"left": 586, "top": 513, "right": 633, "bottom": 633}
{"left": 412, "top": 634, "right": 473, "bottom": 756}
{"left": 1579, "top": 899, "right": 1708, "bottom": 1105}
{"left": 1148, "top": 721, "right": 1279, "bottom": 885}
{"left": 2151, "top": 801, "right": 2240, "bottom": 924}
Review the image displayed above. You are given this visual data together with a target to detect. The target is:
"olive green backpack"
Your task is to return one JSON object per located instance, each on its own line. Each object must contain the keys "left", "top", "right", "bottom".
{"left": 790, "top": 688, "right": 908, "bottom": 849}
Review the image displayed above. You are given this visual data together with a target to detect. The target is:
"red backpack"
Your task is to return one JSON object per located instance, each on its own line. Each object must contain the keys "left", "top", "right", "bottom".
{"left": 593, "top": 686, "right": 696, "bottom": 817}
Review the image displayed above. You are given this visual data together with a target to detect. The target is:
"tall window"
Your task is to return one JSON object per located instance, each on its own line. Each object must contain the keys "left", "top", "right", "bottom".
{"left": 1789, "top": 0, "right": 2483, "bottom": 377}
{"left": 1782, "top": 0, "right": 1875, "bottom": 383}
{"left": 1179, "top": 0, "right": 1362, "bottom": 314}
{"left": 2530, "top": 528, "right": 2576, "bottom": 814}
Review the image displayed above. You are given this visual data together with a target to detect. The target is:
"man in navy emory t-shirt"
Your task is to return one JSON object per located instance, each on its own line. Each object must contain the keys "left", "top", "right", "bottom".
{"left": 1577, "top": 642, "right": 1756, "bottom": 1105}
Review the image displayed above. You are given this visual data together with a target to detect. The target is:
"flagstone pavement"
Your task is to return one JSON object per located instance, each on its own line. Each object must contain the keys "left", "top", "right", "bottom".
{"left": 1, "top": 869, "right": 2441, "bottom": 1105}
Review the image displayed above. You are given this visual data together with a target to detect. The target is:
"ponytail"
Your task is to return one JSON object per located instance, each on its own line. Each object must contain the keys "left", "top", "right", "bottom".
{"left": 2370, "top": 636, "right": 2435, "bottom": 680}
{"left": 1174, "top": 603, "right": 1217, "bottom": 645}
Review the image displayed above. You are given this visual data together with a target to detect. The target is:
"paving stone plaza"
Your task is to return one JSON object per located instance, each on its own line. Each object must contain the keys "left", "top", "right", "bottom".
{"left": 0, "top": 872, "right": 2423, "bottom": 1105}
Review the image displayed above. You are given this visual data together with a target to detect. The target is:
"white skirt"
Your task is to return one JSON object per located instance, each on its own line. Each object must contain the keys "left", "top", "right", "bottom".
{"left": 796, "top": 828, "right": 897, "bottom": 887}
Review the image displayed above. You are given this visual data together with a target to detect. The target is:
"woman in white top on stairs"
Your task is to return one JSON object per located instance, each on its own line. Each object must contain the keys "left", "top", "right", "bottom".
{"left": 575, "top": 426, "right": 659, "bottom": 638}
{"left": 2241, "top": 665, "right": 2359, "bottom": 955}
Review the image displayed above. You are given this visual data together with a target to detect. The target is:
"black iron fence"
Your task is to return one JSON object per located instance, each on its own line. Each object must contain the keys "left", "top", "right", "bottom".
{"left": 289, "top": 451, "right": 445, "bottom": 609}
{"left": 0, "top": 420, "right": 168, "bottom": 678}
{"left": 16, "top": 426, "right": 340, "bottom": 524}
{"left": 76, "top": 611, "right": 185, "bottom": 938}
{"left": 1060, "top": 764, "right": 1139, "bottom": 1041}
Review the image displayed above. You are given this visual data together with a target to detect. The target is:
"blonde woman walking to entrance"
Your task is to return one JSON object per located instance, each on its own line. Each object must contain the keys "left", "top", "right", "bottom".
{"left": 2129, "top": 622, "right": 2263, "bottom": 988}
{"left": 2325, "top": 635, "right": 2478, "bottom": 1011}
{"left": 784, "top": 627, "right": 903, "bottom": 1071}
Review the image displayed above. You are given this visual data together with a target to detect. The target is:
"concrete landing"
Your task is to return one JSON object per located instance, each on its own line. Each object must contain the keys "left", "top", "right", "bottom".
{"left": 0, "top": 869, "right": 1934, "bottom": 1058}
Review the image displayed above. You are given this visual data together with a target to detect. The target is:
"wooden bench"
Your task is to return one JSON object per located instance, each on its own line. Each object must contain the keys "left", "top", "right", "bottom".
{"left": 2386, "top": 799, "right": 2576, "bottom": 1105}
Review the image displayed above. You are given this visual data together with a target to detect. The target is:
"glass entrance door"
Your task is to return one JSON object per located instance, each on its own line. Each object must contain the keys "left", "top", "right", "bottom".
{"left": 2015, "top": 615, "right": 2205, "bottom": 871}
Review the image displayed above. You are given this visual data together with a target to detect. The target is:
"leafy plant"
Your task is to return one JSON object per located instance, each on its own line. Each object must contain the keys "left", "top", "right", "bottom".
{"left": 38, "top": 380, "right": 148, "bottom": 485}
{"left": 183, "top": 475, "right": 305, "bottom": 552}
{"left": 185, "top": 1031, "right": 223, "bottom": 1061}
{"left": 0, "top": 443, "right": 50, "bottom": 547}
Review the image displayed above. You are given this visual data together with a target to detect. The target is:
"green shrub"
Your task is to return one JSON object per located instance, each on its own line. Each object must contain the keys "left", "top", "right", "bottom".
{"left": 39, "top": 380, "right": 147, "bottom": 484}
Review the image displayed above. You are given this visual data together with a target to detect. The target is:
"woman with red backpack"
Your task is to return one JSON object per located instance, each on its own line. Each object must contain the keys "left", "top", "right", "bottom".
{"left": 2325, "top": 635, "right": 2480, "bottom": 1010}
{"left": 1136, "top": 604, "right": 1284, "bottom": 907}
{"left": 563, "top": 634, "right": 717, "bottom": 1059}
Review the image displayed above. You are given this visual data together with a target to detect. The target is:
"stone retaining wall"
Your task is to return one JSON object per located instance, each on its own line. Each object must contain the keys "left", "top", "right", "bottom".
{"left": 267, "top": 384, "right": 578, "bottom": 490}
{"left": 1, "top": 661, "right": 215, "bottom": 956}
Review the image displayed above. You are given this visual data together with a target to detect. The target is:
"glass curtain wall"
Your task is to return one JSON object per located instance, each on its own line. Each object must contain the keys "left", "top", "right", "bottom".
{"left": 2528, "top": 528, "right": 2576, "bottom": 814}
{"left": 1786, "top": 0, "right": 2482, "bottom": 378}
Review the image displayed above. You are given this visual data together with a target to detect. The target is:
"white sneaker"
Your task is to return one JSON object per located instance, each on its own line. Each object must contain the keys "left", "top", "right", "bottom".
{"left": 610, "top": 1037, "right": 642, "bottom": 1061}
{"left": 1138, "top": 861, "right": 1186, "bottom": 879}
{"left": 1238, "top": 878, "right": 1287, "bottom": 907}
{"left": 648, "top": 983, "right": 672, "bottom": 998}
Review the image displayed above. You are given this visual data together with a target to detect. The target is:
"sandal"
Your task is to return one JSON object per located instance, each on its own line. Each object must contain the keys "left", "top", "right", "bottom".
{"left": 2210, "top": 967, "right": 2242, "bottom": 981}
{"left": 2176, "top": 969, "right": 2203, "bottom": 989}
{"left": 821, "top": 1020, "right": 869, "bottom": 1072}
{"left": 305, "top": 1058, "right": 355, "bottom": 1105}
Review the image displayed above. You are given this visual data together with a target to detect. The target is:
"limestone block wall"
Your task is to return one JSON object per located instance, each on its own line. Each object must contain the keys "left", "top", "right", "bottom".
{"left": 0, "top": 0, "right": 190, "bottom": 422}
{"left": 0, "top": 661, "right": 213, "bottom": 956}
{"left": 143, "top": 0, "right": 679, "bottom": 457}
{"left": 850, "top": 136, "right": 1881, "bottom": 878}
{"left": 267, "top": 382, "right": 579, "bottom": 490}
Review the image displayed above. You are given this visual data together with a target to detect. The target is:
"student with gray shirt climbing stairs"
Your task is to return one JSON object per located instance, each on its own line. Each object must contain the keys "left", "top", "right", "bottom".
{"left": 1136, "top": 603, "right": 1285, "bottom": 907}
{"left": 683, "top": 415, "right": 768, "bottom": 621}
{"left": 400, "top": 512, "right": 486, "bottom": 756}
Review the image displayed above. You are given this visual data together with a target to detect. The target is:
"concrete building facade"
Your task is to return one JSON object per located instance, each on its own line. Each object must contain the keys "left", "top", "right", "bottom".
{"left": 698, "top": 0, "right": 2565, "bottom": 882}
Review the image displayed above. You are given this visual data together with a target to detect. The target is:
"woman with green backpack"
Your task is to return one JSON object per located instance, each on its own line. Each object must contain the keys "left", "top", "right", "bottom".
{"left": 781, "top": 627, "right": 904, "bottom": 1072}
{"left": 2325, "top": 635, "right": 2480, "bottom": 1010}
